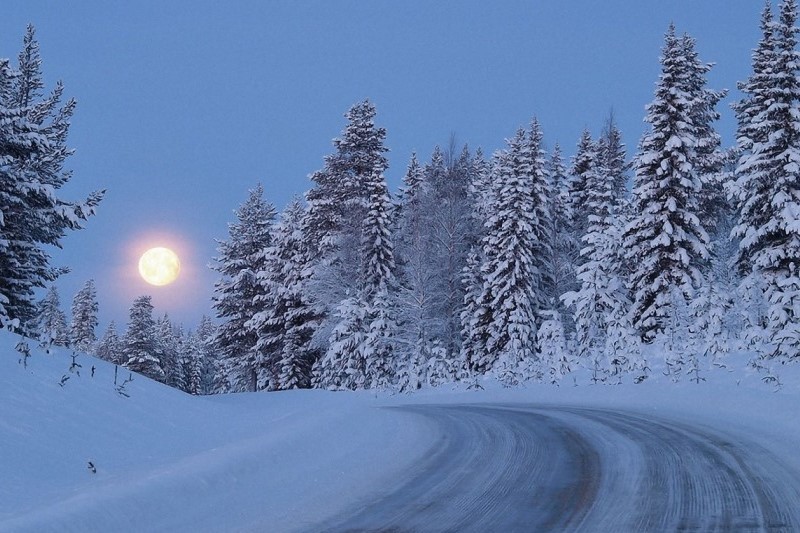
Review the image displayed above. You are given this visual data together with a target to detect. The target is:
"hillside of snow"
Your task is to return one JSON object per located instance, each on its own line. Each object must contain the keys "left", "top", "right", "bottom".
{"left": 2, "top": 328, "right": 800, "bottom": 532}
{"left": 0, "top": 330, "right": 436, "bottom": 532}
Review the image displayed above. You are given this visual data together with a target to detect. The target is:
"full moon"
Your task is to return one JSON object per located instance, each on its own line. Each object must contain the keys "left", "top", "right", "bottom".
{"left": 138, "top": 247, "right": 181, "bottom": 286}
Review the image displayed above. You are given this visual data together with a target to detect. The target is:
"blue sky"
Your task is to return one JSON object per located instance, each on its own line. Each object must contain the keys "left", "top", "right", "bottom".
{"left": 1, "top": 1, "right": 763, "bottom": 330}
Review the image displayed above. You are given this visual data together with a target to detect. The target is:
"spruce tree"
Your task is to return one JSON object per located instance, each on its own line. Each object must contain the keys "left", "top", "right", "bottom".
{"left": 122, "top": 296, "right": 163, "bottom": 381}
{"left": 734, "top": 1, "right": 776, "bottom": 156}
{"left": 681, "top": 33, "right": 727, "bottom": 232}
{"left": 731, "top": 0, "right": 800, "bottom": 361}
{"left": 533, "top": 310, "right": 570, "bottom": 384}
{"left": 363, "top": 286, "right": 395, "bottom": 389}
{"left": 211, "top": 184, "right": 276, "bottom": 391}
{"left": 563, "top": 130, "right": 631, "bottom": 377}
{"left": 598, "top": 114, "right": 629, "bottom": 211}
{"left": 304, "top": 100, "right": 386, "bottom": 332}
{"left": 155, "top": 314, "right": 179, "bottom": 386}
{"left": 459, "top": 248, "right": 490, "bottom": 377}
{"left": 35, "top": 285, "right": 69, "bottom": 346}
{"left": 470, "top": 128, "right": 541, "bottom": 377}
{"left": 528, "top": 118, "right": 554, "bottom": 310}
{"left": 623, "top": 25, "right": 714, "bottom": 342}
{"left": 547, "top": 144, "right": 580, "bottom": 320}
{"left": 361, "top": 155, "right": 395, "bottom": 299}
{"left": 568, "top": 129, "right": 596, "bottom": 245}
{"left": 69, "top": 280, "right": 98, "bottom": 352}
{"left": 0, "top": 26, "right": 103, "bottom": 332}
{"left": 94, "top": 321, "right": 123, "bottom": 365}
{"left": 732, "top": 1, "right": 777, "bottom": 276}
{"left": 176, "top": 330, "right": 203, "bottom": 395}
{"left": 359, "top": 143, "right": 396, "bottom": 388}
{"left": 469, "top": 147, "right": 492, "bottom": 224}
{"left": 195, "top": 315, "right": 220, "bottom": 395}
{"left": 308, "top": 101, "right": 396, "bottom": 389}
{"left": 313, "top": 297, "right": 367, "bottom": 390}
{"left": 304, "top": 100, "right": 388, "bottom": 263}
{"left": 250, "top": 199, "right": 319, "bottom": 390}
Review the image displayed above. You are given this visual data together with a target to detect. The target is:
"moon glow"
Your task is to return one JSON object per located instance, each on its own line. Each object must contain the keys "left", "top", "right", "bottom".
{"left": 138, "top": 247, "right": 181, "bottom": 286}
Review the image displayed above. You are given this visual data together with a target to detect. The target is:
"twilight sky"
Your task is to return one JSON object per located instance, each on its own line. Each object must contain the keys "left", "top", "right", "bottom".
{"left": 0, "top": 1, "right": 763, "bottom": 330}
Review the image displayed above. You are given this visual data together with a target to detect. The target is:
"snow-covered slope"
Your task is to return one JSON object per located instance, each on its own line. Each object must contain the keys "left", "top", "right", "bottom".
{"left": 0, "top": 331, "right": 435, "bottom": 532}
{"left": 2, "top": 328, "right": 800, "bottom": 532}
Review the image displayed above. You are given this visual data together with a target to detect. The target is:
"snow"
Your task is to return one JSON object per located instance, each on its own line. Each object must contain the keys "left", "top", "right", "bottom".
{"left": 0, "top": 332, "right": 435, "bottom": 532}
{"left": 2, "top": 328, "right": 800, "bottom": 532}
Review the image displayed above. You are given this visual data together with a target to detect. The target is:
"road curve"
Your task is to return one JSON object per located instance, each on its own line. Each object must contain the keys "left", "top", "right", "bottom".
{"left": 317, "top": 404, "right": 800, "bottom": 532}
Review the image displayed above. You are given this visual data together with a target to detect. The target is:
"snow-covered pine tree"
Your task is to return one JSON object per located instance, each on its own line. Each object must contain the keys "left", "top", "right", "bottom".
{"left": 731, "top": 0, "right": 800, "bottom": 362}
{"left": 155, "top": 314, "right": 179, "bottom": 386}
{"left": 176, "top": 330, "right": 203, "bottom": 395}
{"left": 425, "top": 340, "right": 454, "bottom": 387}
{"left": 363, "top": 286, "right": 395, "bottom": 389}
{"left": 304, "top": 100, "right": 388, "bottom": 264}
{"left": 250, "top": 199, "right": 319, "bottom": 390}
{"left": 563, "top": 130, "right": 629, "bottom": 378}
{"left": 604, "top": 303, "right": 643, "bottom": 383}
{"left": 249, "top": 239, "right": 284, "bottom": 393}
{"left": 304, "top": 100, "right": 388, "bottom": 369}
{"left": 0, "top": 26, "right": 103, "bottom": 332}
{"left": 94, "top": 321, "right": 123, "bottom": 365}
{"left": 35, "top": 285, "right": 69, "bottom": 346}
{"left": 734, "top": 1, "right": 776, "bottom": 158}
{"left": 532, "top": 309, "right": 570, "bottom": 385}
{"left": 670, "top": 33, "right": 730, "bottom": 365}
{"left": 122, "top": 295, "right": 163, "bottom": 381}
{"left": 692, "top": 268, "right": 732, "bottom": 368}
{"left": 568, "top": 129, "right": 597, "bottom": 248}
{"left": 459, "top": 248, "right": 490, "bottom": 378}
{"left": 360, "top": 150, "right": 396, "bottom": 300}
{"left": 623, "top": 25, "right": 714, "bottom": 343}
{"left": 728, "top": 1, "right": 776, "bottom": 357}
{"left": 69, "top": 279, "right": 98, "bottom": 352}
{"left": 469, "top": 147, "right": 492, "bottom": 224}
{"left": 731, "top": 1, "right": 777, "bottom": 279}
{"left": 735, "top": 271, "right": 772, "bottom": 356}
{"left": 598, "top": 114, "right": 629, "bottom": 212}
{"left": 14, "top": 25, "right": 44, "bottom": 110}
{"left": 681, "top": 34, "right": 728, "bottom": 233}
{"left": 395, "top": 339, "right": 427, "bottom": 391}
{"left": 426, "top": 146, "right": 447, "bottom": 190}
{"left": 457, "top": 149, "right": 492, "bottom": 382}
{"left": 397, "top": 152, "right": 425, "bottom": 205}
{"left": 694, "top": 160, "right": 738, "bottom": 366}
{"left": 595, "top": 118, "right": 637, "bottom": 381}
{"left": 194, "top": 315, "right": 220, "bottom": 395}
{"left": 308, "top": 101, "right": 398, "bottom": 390}
{"left": 276, "top": 219, "right": 320, "bottom": 391}
{"left": 278, "top": 323, "right": 312, "bottom": 391}
{"left": 471, "top": 128, "right": 541, "bottom": 380}
{"left": 211, "top": 184, "right": 276, "bottom": 391}
{"left": 0, "top": 57, "right": 38, "bottom": 330}
{"left": 359, "top": 143, "right": 397, "bottom": 389}
{"left": 312, "top": 296, "right": 367, "bottom": 390}
{"left": 528, "top": 119, "right": 555, "bottom": 311}
{"left": 656, "top": 286, "right": 696, "bottom": 381}
{"left": 304, "top": 100, "right": 387, "bottom": 300}
{"left": 547, "top": 144, "right": 580, "bottom": 330}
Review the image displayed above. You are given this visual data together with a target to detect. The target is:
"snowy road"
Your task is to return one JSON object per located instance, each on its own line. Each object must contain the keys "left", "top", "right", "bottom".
{"left": 320, "top": 404, "right": 800, "bottom": 532}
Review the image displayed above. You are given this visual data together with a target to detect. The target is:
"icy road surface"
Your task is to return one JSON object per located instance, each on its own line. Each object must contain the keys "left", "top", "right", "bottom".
{"left": 320, "top": 404, "right": 800, "bottom": 532}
